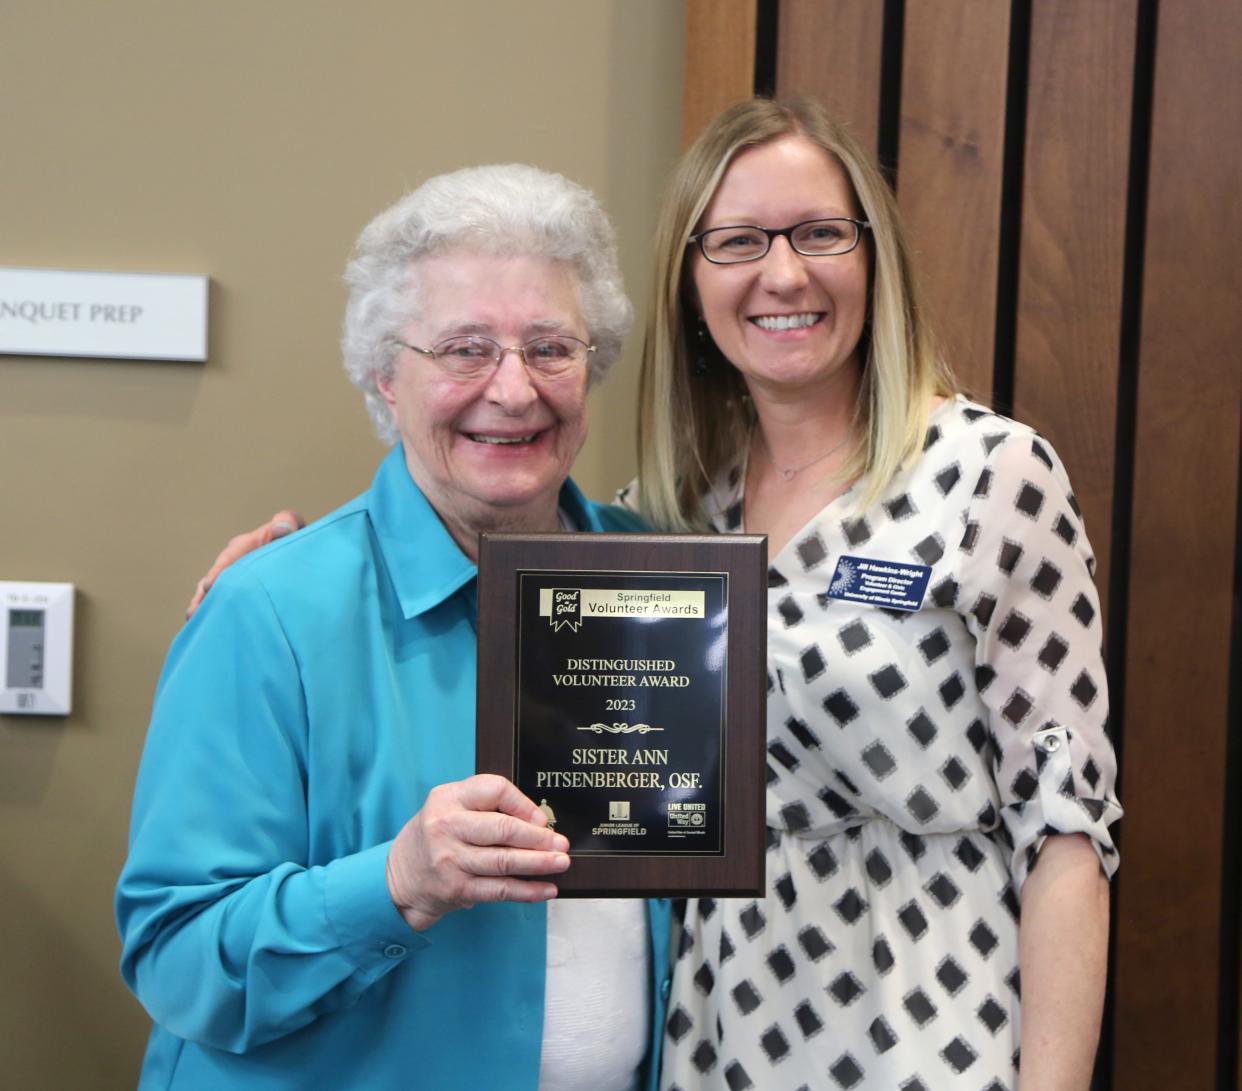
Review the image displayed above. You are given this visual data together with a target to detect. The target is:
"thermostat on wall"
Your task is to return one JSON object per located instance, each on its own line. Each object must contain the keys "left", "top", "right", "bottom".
{"left": 0, "top": 582, "right": 74, "bottom": 716}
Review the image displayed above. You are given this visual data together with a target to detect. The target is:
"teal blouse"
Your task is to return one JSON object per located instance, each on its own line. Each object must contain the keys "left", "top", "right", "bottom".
{"left": 117, "top": 446, "right": 671, "bottom": 1089}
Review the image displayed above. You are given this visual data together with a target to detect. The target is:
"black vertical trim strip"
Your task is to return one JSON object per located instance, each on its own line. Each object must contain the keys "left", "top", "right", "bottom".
{"left": 990, "top": 0, "right": 1031, "bottom": 418}
{"left": 1097, "top": 3, "right": 1158, "bottom": 1088}
{"left": 876, "top": 0, "right": 905, "bottom": 184}
{"left": 753, "top": 0, "right": 779, "bottom": 97}
{"left": 1219, "top": 405, "right": 1242, "bottom": 1091}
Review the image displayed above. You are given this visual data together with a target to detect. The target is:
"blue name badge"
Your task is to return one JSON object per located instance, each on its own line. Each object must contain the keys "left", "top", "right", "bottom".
{"left": 826, "top": 555, "right": 932, "bottom": 612}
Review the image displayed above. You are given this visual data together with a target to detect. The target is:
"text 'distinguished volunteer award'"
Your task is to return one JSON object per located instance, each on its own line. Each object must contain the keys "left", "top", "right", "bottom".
{"left": 476, "top": 533, "right": 766, "bottom": 896}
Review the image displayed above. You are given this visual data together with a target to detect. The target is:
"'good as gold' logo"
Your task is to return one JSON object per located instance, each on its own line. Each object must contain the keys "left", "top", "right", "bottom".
{"left": 541, "top": 588, "right": 582, "bottom": 631}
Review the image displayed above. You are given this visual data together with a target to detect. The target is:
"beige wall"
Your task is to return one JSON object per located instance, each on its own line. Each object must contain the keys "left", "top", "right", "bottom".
{"left": 0, "top": 3, "right": 685, "bottom": 1085}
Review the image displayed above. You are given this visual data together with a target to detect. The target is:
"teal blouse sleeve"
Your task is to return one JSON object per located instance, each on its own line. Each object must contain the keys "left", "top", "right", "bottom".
{"left": 116, "top": 568, "right": 418, "bottom": 1053}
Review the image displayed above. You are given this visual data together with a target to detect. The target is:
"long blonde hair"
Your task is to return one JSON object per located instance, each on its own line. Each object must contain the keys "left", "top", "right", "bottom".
{"left": 637, "top": 97, "right": 955, "bottom": 531}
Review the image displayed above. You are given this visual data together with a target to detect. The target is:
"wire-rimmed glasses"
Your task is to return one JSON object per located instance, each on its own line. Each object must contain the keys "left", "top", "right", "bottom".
{"left": 687, "top": 217, "right": 870, "bottom": 264}
{"left": 392, "top": 334, "right": 595, "bottom": 381}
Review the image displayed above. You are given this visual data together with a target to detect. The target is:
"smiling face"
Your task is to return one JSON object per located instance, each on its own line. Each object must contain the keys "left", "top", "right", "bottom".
{"left": 690, "top": 134, "right": 870, "bottom": 402}
{"left": 377, "top": 251, "right": 590, "bottom": 552}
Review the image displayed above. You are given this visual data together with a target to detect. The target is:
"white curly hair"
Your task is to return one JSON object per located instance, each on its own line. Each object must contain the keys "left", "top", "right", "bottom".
{"left": 341, "top": 164, "right": 633, "bottom": 443}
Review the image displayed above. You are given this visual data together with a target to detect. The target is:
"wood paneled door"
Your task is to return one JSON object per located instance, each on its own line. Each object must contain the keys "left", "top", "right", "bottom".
{"left": 681, "top": 1, "right": 1242, "bottom": 1087}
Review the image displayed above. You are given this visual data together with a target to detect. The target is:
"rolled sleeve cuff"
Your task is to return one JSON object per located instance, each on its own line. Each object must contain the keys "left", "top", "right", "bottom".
{"left": 1005, "top": 724, "right": 1123, "bottom": 893}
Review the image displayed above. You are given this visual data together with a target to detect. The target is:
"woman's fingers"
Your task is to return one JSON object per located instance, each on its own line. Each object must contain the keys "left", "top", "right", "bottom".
{"left": 387, "top": 775, "right": 573, "bottom": 931}
{"left": 455, "top": 772, "right": 550, "bottom": 826}
{"left": 446, "top": 807, "right": 568, "bottom": 853}
{"left": 457, "top": 843, "right": 572, "bottom": 878}
{"left": 456, "top": 875, "right": 564, "bottom": 907}
{"left": 185, "top": 510, "right": 306, "bottom": 619}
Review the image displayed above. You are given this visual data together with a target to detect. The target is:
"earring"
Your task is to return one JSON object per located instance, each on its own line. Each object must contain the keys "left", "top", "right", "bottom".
{"left": 693, "top": 318, "right": 711, "bottom": 376}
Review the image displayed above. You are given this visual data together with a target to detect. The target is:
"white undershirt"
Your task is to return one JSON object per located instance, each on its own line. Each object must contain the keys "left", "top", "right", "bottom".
{"left": 536, "top": 898, "right": 650, "bottom": 1090}
{"left": 537, "top": 511, "right": 649, "bottom": 1089}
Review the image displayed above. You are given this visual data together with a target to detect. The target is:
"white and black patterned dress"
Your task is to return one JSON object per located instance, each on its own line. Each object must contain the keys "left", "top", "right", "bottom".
{"left": 659, "top": 397, "right": 1122, "bottom": 1091}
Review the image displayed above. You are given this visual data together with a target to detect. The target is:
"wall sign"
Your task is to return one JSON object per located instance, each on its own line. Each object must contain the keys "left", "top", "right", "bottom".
{"left": 0, "top": 266, "right": 208, "bottom": 362}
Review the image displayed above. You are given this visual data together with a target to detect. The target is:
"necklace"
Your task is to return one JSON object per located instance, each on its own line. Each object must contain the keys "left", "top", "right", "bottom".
{"left": 761, "top": 428, "right": 853, "bottom": 481}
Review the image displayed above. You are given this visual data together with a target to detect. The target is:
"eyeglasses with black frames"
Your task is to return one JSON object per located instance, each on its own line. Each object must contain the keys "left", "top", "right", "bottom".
{"left": 392, "top": 335, "right": 595, "bottom": 381}
{"left": 687, "top": 217, "right": 871, "bottom": 265}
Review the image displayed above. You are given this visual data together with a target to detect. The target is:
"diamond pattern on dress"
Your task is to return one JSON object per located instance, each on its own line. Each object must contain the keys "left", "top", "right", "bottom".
{"left": 926, "top": 872, "right": 962, "bottom": 908}
{"left": 794, "top": 1000, "right": 824, "bottom": 1039}
{"left": 1030, "top": 560, "right": 1062, "bottom": 597}
{"left": 865, "top": 847, "right": 894, "bottom": 886}
{"left": 997, "top": 538, "right": 1023, "bottom": 574}
{"left": 973, "top": 467, "right": 994, "bottom": 498}
{"left": 1015, "top": 482, "right": 1044, "bottom": 518}
{"left": 886, "top": 492, "right": 918, "bottom": 521}
{"left": 774, "top": 873, "right": 797, "bottom": 909}
{"left": 731, "top": 979, "right": 762, "bottom": 1015}
{"left": 898, "top": 900, "right": 929, "bottom": 940}
{"left": 760, "top": 1023, "right": 791, "bottom": 1063}
{"left": 667, "top": 1005, "right": 693, "bottom": 1042}
{"left": 661, "top": 399, "right": 1120, "bottom": 1091}
{"left": 914, "top": 533, "right": 945, "bottom": 564}
{"left": 766, "top": 946, "right": 796, "bottom": 983}
{"left": 872, "top": 935, "right": 896, "bottom": 973}
{"left": 935, "top": 463, "right": 962, "bottom": 495}
{"left": 942, "top": 1036, "right": 978, "bottom": 1073}
{"left": 770, "top": 740, "right": 799, "bottom": 771}
{"left": 907, "top": 709, "right": 939, "bottom": 748}
{"left": 694, "top": 962, "right": 715, "bottom": 995}
{"left": 796, "top": 532, "right": 829, "bottom": 571}
{"left": 862, "top": 741, "right": 898, "bottom": 779}
{"left": 691, "top": 1039, "right": 717, "bottom": 1072}
{"left": 797, "top": 925, "right": 834, "bottom": 961}
{"left": 903, "top": 987, "right": 938, "bottom": 1026}
{"left": 1071, "top": 592, "right": 1095, "bottom": 626}
{"left": 841, "top": 517, "right": 872, "bottom": 547}
{"left": 1038, "top": 634, "right": 1069, "bottom": 671}
{"left": 919, "top": 627, "right": 950, "bottom": 662}
{"left": 970, "top": 920, "right": 1000, "bottom": 958}
{"left": 941, "top": 755, "right": 971, "bottom": 790}
{"left": 829, "top": 1053, "right": 864, "bottom": 1088}
{"left": 906, "top": 786, "right": 940, "bottom": 823}
{"left": 777, "top": 595, "right": 803, "bottom": 627}
{"left": 869, "top": 1015, "right": 899, "bottom": 1053}
{"left": 786, "top": 716, "right": 821, "bottom": 750}
{"left": 833, "top": 888, "right": 868, "bottom": 923}
{"left": 799, "top": 644, "right": 826, "bottom": 681}
{"left": 829, "top": 971, "right": 866, "bottom": 1006}
{"left": 936, "top": 955, "right": 970, "bottom": 995}
{"left": 739, "top": 904, "right": 766, "bottom": 939}
{"left": 823, "top": 689, "right": 860, "bottom": 725}
{"left": 870, "top": 664, "right": 908, "bottom": 698}
{"left": 838, "top": 619, "right": 872, "bottom": 653}
{"left": 806, "top": 841, "right": 839, "bottom": 880}
{"left": 1053, "top": 513, "right": 1077, "bottom": 545}
{"left": 978, "top": 996, "right": 1009, "bottom": 1034}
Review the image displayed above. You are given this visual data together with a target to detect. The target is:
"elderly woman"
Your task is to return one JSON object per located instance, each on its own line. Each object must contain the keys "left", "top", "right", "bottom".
{"left": 116, "top": 165, "right": 670, "bottom": 1090}
{"left": 636, "top": 98, "right": 1121, "bottom": 1089}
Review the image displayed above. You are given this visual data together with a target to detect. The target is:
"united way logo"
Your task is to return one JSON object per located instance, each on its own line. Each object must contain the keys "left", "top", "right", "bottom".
{"left": 830, "top": 558, "right": 858, "bottom": 595}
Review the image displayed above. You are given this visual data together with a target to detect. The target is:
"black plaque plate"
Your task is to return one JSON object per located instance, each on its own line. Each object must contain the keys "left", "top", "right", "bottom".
{"left": 477, "top": 533, "right": 766, "bottom": 896}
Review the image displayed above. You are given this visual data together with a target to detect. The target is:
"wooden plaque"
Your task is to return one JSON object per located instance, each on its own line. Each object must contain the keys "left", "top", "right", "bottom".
{"left": 477, "top": 532, "right": 767, "bottom": 897}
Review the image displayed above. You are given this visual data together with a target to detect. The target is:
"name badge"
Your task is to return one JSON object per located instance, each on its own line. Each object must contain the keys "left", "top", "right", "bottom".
{"left": 826, "top": 555, "right": 932, "bottom": 612}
